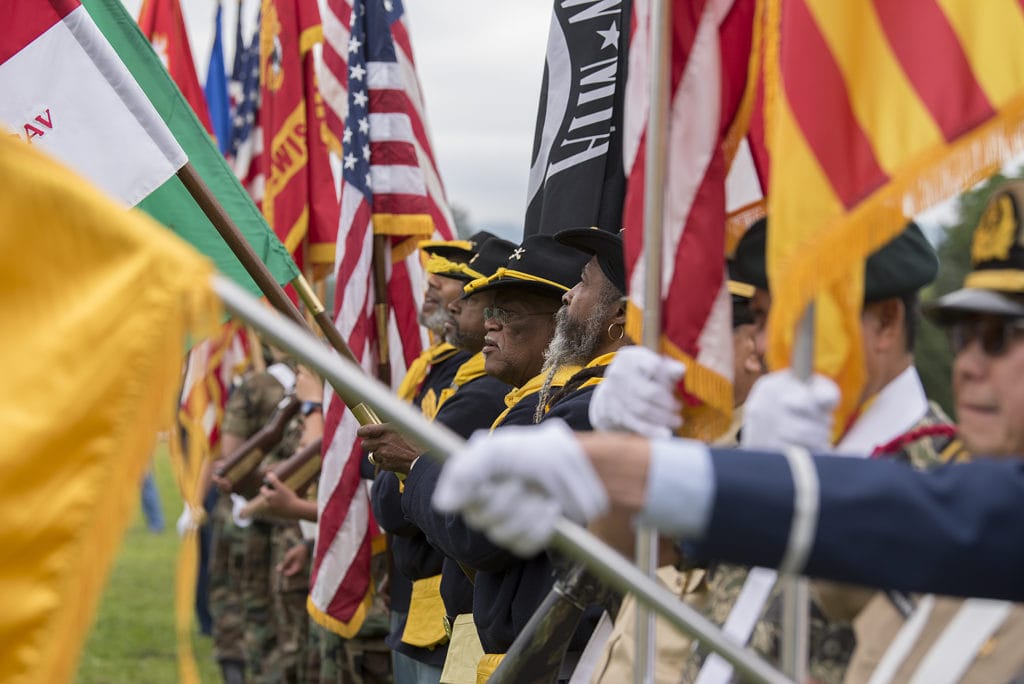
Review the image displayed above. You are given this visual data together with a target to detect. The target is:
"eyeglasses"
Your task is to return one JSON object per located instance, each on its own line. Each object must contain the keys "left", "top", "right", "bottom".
{"left": 483, "top": 306, "right": 557, "bottom": 326}
{"left": 947, "top": 316, "right": 1024, "bottom": 356}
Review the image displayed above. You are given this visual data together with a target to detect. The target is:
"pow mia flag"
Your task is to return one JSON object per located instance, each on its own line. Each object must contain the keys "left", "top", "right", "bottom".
{"left": 524, "top": 0, "right": 630, "bottom": 236}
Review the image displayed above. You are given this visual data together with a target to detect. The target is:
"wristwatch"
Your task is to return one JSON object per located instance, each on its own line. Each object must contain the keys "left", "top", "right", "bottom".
{"left": 300, "top": 400, "right": 323, "bottom": 416}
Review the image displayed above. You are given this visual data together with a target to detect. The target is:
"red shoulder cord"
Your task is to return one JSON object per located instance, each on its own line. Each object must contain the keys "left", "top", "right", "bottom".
{"left": 870, "top": 424, "right": 957, "bottom": 459}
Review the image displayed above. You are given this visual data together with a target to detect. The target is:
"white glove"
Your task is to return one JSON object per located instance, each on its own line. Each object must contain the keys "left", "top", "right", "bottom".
{"left": 588, "top": 346, "right": 686, "bottom": 438}
{"left": 176, "top": 503, "right": 197, "bottom": 537}
{"left": 230, "top": 493, "right": 253, "bottom": 528}
{"left": 741, "top": 370, "right": 840, "bottom": 453}
{"left": 433, "top": 420, "right": 609, "bottom": 557}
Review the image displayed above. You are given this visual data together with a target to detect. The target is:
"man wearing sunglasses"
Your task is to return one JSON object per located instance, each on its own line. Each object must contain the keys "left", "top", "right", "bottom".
{"left": 431, "top": 182, "right": 1024, "bottom": 657}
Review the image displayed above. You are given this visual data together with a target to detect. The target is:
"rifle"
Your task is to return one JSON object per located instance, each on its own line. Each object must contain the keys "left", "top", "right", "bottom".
{"left": 214, "top": 395, "right": 300, "bottom": 498}
{"left": 488, "top": 564, "right": 608, "bottom": 684}
{"left": 238, "top": 437, "right": 323, "bottom": 520}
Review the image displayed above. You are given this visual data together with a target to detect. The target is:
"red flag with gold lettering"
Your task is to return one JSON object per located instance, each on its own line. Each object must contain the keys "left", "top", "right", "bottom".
{"left": 259, "top": 0, "right": 340, "bottom": 290}
{"left": 137, "top": 0, "right": 213, "bottom": 133}
{"left": 763, "top": 0, "right": 1024, "bottom": 424}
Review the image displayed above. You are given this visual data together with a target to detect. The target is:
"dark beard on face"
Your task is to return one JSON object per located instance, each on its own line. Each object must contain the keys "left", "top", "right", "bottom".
{"left": 420, "top": 307, "right": 452, "bottom": 338}
{"left": 543, "top": 305, "right": 605, "bottom": 372}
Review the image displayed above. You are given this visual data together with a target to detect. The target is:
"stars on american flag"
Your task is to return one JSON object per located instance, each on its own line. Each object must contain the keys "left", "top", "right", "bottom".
{"left": 350, "top": 63, "right": 366, "bottom": 81}
{"left": 353, "top": 90, "right": 368, "bottom": 107}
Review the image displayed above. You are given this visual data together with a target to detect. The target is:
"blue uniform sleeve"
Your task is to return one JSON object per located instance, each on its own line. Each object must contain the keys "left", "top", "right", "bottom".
{"left": 400, "top": 375, "right": 521, "bottom": 572}
{"left": 544, "top": 386, "right": 595, "bottom": 430}
{"left": 637, "top": 438, "right": 715, "bottom": 539}
{"left": 403, "top": 456, "right": 519, "bottom": 572}
{"left": 695, "top": 449, "right": 1024, "bottom": 601}
{"left": 370, "top": 471, "right": 419, "bottom": 536}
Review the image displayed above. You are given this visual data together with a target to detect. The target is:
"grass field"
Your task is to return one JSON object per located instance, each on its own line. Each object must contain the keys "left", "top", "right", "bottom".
{"left": 76, "top": 444, "right": 220, "bottom": 684}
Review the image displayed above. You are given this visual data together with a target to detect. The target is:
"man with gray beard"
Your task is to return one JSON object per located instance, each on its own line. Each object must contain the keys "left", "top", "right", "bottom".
{"left": 534, "top": 227, "right": 630, "bottom": 424}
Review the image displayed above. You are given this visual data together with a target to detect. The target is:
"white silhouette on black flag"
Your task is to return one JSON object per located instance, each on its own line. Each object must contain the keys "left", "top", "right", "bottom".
{"left": 524, "top": 0, "right": 630, "bottom": 237}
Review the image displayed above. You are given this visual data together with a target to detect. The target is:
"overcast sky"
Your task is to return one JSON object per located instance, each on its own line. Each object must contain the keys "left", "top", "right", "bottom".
{"left": 126, "top": 0, "right": 552, "bottom": 239}
{"left": 123, "top": 0, "right": 986, "bottom": 243}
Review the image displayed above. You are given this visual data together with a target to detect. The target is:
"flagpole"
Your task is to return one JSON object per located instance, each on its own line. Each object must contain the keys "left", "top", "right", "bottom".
{"left": 175, "top": 163, "right": 360, "bottom": 368}
{"left": 372, "top": 234, "right": 393, "bottom": 386}
{"left": 780, "top": 305, "right": 814, "bottom": 681}
{"left": 636, "top": 1, "right": 672, "bottom": 682}
{"left": 212, "top": 274, "right": 792, "bottom": 684}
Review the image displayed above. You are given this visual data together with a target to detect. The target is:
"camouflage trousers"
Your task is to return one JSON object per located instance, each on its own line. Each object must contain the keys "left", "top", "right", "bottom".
{"left": 309, "top": 622, "right": 392, "bottom": 683}
{"left": 209, "top": 495, "right": 248, "bottom": 665}
{"left": 242, "top": 520, "right": 315, "bottom": 683}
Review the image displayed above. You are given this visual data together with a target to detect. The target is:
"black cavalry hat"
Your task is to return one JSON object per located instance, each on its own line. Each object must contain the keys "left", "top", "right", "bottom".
{"left": 553, "top": 226, "right": 627, "bottom": 294}
{"left": 927, "top": 181, "right": 1024, "bottom": 323}
{"left": 733, "top": 217, "right": 938, "bottom": 302}
{"left": 453, "top": 237, "right": 517, "bottom": 287}
{"left": 419, "top": 230, "right": 497, "bottom": 264}
{"left": 464, "top": 234, "right": 589, "bottom": 300}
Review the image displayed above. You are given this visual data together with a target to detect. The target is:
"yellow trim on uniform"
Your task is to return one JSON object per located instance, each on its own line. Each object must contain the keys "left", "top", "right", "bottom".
{"left": 491, "top": 365, "right": 582, "bottom": 429}
{"left": 462, "top": 275, "right": 491, "bottom": 296}
{"left": 963, "top": 270, "right": 1024, "bottom": 293}
{"left": 397, "top": 342, "right": 458, "bottom": 403}
{"left": 477, "top": 653, "right": 506, "bottom": 683}
{"left": 425, "top": 253, "right": 484, "bottom": 279}
{"left": 483, "top": 267, "right": 572, "bottom": 293}
{"left": 435, "top": 352, "right": 488, "bottom": 412}
{"left": 728, "top": 279, "right": 756, "bottom": 298}
{"left": 401, "top": 575, "right": 449, "bottom": 649}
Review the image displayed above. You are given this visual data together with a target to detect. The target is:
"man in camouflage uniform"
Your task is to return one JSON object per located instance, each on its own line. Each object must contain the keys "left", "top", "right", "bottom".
{"left": 241, "top": 401, "right": 307, "bottom": 683}
{"left": 210, "top": 360, "right": 294, "bottom": 684}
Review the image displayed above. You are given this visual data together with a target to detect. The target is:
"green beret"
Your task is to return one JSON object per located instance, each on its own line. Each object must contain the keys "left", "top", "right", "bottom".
{"left": 732, "top": 218, "right": 938, "bottom": 301}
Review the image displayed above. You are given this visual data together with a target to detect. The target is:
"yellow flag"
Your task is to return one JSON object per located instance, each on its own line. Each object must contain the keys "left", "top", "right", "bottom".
{"left": 0, "top": 134, "right": 220, "bottom": 683}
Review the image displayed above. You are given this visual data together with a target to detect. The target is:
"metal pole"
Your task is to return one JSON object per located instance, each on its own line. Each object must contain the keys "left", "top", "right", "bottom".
{"left": 780, "top": 305, "right": 815, "bottom": 681}
{"left": 213, "top": 275, "right": 793, "bottom": 684}
{"left": 637, "top": 1, "right": 672, "bottom": 681}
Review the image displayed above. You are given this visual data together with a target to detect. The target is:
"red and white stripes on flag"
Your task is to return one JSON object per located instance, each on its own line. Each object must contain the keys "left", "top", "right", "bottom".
{"left": 179, "top": 320, "right": 252, "bottom": 453}
{"left": 622, "top": 0, "right": 758, "bottom": 441}
{"left": 311, "top": 0, "right": 454, "bottom": 636}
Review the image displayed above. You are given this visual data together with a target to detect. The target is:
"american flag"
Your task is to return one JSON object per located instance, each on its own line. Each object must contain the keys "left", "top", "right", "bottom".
{"left": 310, "top": 0, "right": 454, "bottom": 636}
{"left": 179, "top": 320, "right": 252, "bottom": 454}
{"left": 622, "top": 0, "right": 757, "bottom": 441}
{"left": 227, "top": 9, "right": 261, "bottom": 195}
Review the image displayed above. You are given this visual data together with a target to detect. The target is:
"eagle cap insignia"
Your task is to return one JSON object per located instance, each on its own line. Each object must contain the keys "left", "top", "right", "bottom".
{"left": 972, "top": 194, "right": 1019, "bottom": 265}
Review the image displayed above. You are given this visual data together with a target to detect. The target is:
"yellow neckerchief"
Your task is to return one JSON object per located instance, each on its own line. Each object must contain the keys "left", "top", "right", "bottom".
{"left": 575, "top": 350, "right": 617, "bottom": 390}
{"left": 432, "top": 352, "right": 488, "bottom": 416}
{"left": 490, "top": 365, "right": 582, "bottom": 430}
{"left": 397, "top": 342, "right": 458, "bottom": 403}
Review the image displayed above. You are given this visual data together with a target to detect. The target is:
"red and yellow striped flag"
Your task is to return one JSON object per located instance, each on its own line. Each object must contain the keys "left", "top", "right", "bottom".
{"left": 764, "top": 0, "right": 1024, "bottom": 423}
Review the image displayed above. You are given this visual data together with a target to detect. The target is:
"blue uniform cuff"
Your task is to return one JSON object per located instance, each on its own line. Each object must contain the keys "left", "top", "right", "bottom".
{"left": 637, "top": 438, "right": 714, "bottom": 540}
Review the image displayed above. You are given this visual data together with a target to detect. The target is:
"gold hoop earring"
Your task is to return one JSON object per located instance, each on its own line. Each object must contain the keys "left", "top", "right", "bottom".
{"left": 608, "top": 322, "right": 625, "bottom": 341}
